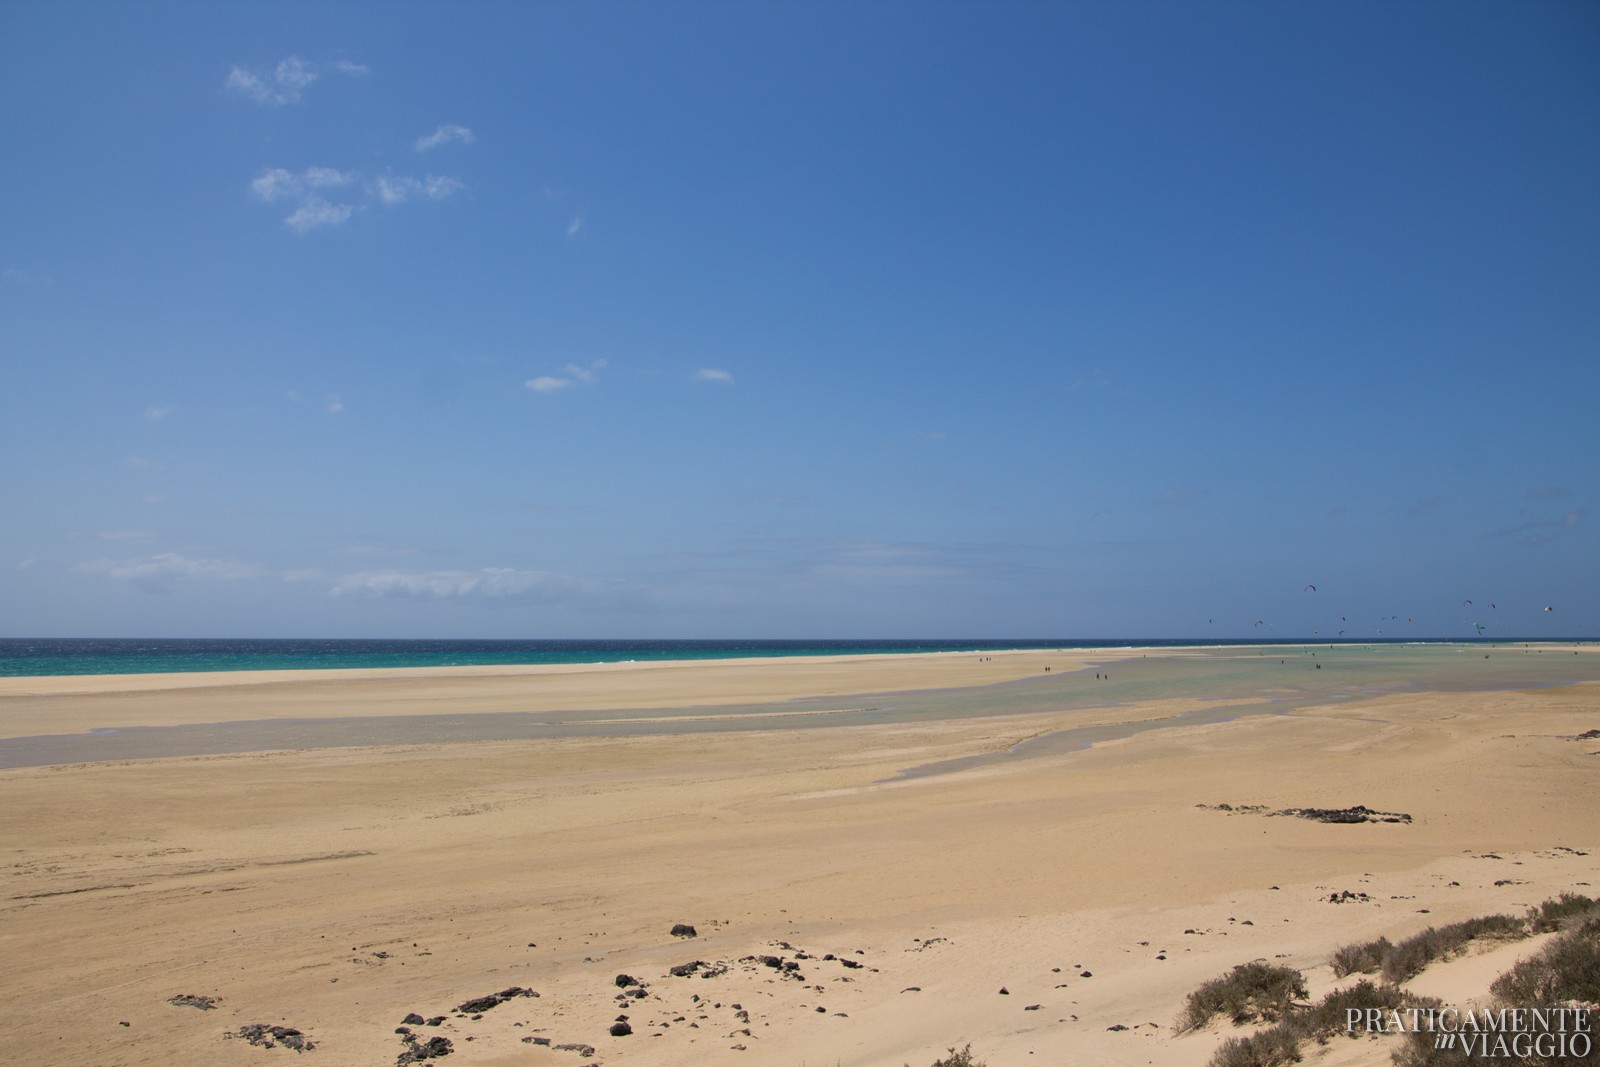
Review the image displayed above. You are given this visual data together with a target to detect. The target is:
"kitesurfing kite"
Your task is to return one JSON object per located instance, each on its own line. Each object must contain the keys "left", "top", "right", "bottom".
{"left": 1305, "top": 584, "right": 1316, "bottom": 592}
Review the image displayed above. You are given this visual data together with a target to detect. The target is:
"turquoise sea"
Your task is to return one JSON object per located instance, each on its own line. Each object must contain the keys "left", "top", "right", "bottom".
{"left": 0, "top": 635, "right": 1589, "bottom": 678}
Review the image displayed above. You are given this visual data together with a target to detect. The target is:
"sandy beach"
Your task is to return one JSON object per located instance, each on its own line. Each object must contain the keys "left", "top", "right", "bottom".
{"left": 2, "top": 645, "right": 1597, "bottom": 1066}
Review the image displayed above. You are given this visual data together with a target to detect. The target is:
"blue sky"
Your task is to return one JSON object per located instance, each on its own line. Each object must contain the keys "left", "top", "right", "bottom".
{"left": 2, "top": 0, "right": 1596, "bottom": 639}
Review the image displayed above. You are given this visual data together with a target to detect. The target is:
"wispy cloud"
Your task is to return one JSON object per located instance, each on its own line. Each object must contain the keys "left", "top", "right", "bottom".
{"left": 225, "top": 56, "right": 320, "bottom": 106}
{"left": 694, "top": 368, "right": 734, "bottom": 384}
{"left": 373, "top": 174, "right": 464, "bottom": 205}
{"left": 1490, "top": 507, "right": 1588, "bottom": 545}
{"left": 330, "top": 567, "right": 601, "bottom": 601}
{"left": 74, "top": 552, "right": 263, "bottom": 592}
{"left": 249, "top": 167, "right": 359, "bottom": 233}
{"left": 144, "top": 405, "right": 175, "bottom": 421}
{"left": 1526, "top": 486, "right": 1570, "bottom": 500}
{"left": 414, "top": 124, "right": 475, "bottom": 152}
{"left": 284, "top": 198, "right": 354, "bottom": 234}
{"left": 287, "top": 389, "right": 347, "bottom": 413}
{"left": 251, "top": 166, "right": 462, "bottom": 234}
{"left": 567, "top": 215, "right": 584, "bottom": 237}
{"left": 226, "top": 55, "right": 365, "bottom": 106}
{"left": 250, "top": 167, "right": 355, "bottom": 202}
{"left": 526, "top": 359, "right": 607, "bottom": 394}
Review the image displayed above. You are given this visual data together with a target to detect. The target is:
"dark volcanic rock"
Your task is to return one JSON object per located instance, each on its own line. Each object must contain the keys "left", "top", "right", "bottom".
{"left": 454, "top": 986, "right": 537, "bottom": 1013}
{"left": 1274, "top": 804, "right": 1411, "bottom": 824}
{"left": 402, "top": 1013, "right": 425, "bottom": 1026}
{"left": 554, "top": 1043, "right": 597, "bottom": 1056}
{"left": 167, "top": 994, "right": 220, "bottom": 1010}
{"left": 234, "top": 1024, "right": 316, "bottom": 1052}
{"left": 615, "top": 973, "right": 638, "bottom": 987}
{"left": 670, "top": 923, "right": 698, "bottom": 938}
{"left": 396, "top": 1033, "right": 453, "bottom": 1063}
{"left": 609, "top": 1021, "right": 633, "bottom": 1036}
{"left": 669, "top": 960, "right": 707, "bottom": 977}
{"left": 1329, "top": 889, "right": 1373, "bottom": 903}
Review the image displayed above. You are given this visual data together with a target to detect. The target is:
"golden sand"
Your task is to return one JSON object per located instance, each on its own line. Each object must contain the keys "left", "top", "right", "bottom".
{"left": 1, "top": 647, "right": 1595, "bottom": 1066}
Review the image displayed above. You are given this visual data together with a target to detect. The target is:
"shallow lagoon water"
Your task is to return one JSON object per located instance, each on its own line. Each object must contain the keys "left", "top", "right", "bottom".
{"left": 0, "top": 643, "right": 1594, "bottom": 773}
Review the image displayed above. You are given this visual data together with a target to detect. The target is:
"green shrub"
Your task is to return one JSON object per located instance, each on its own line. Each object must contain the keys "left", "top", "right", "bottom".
{"left": 1209, "top": 1026, "right": 1303, "bottom": 1067}
{"left": 1390, "top": 1026, "right": 1477, "bottom": 1067}
{"left": 1382, "top": 914, "right": 1527, "bottom": 983}
{"left": 1331, "top": 937, "right": 1394, "bottom": 977}
{"left": 1179, "top": 962, "right": 1308, "bottom": 1032}
{"left": 1490, "top": 913, "right": 1600, "bottom": 1006}
{"left": 1529, "top": 893, "right": 1599, "bottom": 934}
{"left": 1202, "top": 979, "right": 1437, "bottom": 1067}
{"left": 1293, "top": 979, "right": 1421, "bottom": 1043}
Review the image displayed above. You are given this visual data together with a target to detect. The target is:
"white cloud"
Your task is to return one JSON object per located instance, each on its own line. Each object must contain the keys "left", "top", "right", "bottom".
{"left": 226, "top": 55, "right": 319, "bottom": 106}
{"left": 330, "top": 567, "right": 594, "bottom": 601}
{"left": 144, "top": 405, "right": 175, "bottom": 421}
{"left": 414, "top": 124, "right": 475, "bottom": 152}
{"left": 250, "top": 168, "right": 359, "bottom": 234}
{"left": 17, "top": 558, "right": 37, "bottom": 570}
{"left": 325, "top": 393, "right": 344, "bottom": 414}
{"left": 250, "top": 169, "right": 298, "bottom": 202}
{"left": 525, "top": 359, "right": 606, "bottom": 393}
{"left": 567, "top": 215, "right": 584, "bottom": 237}
{"left": 695, "top": 368, "right": 734, "bottom": 384}
{"left": 373, "top": 174, "right": 465, "bottom": 205}
{"left": 74, "top": 552, "right": 263, "bottom": 592}
{"left": 251, "top": 164, "right": 461, "bottom": 235}
{"left": 95, "top": 529, "right": 157, "bottom": 541}
{"left": 226, "top": 55, "right": 364, "bottom": 105}
{"left": 251, "top": 167, "right": 355, "bottom": 202}
{"left": 285, "top": 196, "right": 354, "bottom": 234}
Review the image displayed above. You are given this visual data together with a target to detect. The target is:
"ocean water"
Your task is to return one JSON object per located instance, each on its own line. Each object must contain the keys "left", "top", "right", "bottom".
{"left": 0, "top": 635, "right": 1581, "bottom": 678}
{"left": 0, "top": 637, "right": 1175, "bottom": 678}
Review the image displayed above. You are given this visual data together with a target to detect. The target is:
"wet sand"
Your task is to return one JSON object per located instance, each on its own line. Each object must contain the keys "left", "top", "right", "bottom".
{"left": 1, "top": 644, "right": 1596, "bottom": 1065}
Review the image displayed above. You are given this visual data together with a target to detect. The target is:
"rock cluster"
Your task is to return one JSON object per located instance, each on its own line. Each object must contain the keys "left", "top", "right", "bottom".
{"left": 231, "top": 1024, "right": 316, "bottom": 1053}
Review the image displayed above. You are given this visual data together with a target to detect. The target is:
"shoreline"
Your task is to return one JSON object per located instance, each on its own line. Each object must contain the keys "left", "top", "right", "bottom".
{"left": 2, "top": 644, "right": 1596, "bottom": 768}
